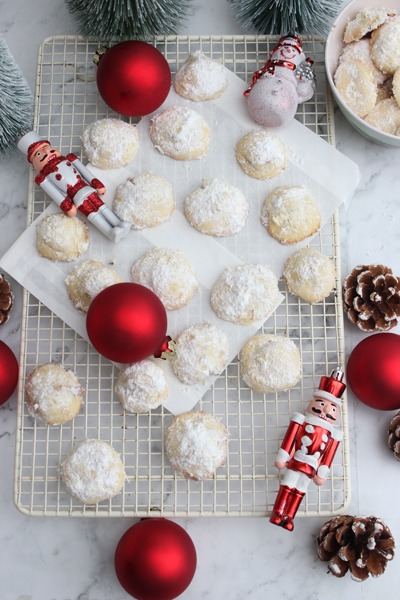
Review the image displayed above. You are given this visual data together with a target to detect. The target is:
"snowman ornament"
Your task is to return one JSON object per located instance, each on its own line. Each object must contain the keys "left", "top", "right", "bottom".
{"left": 245, "top": 34, "right": 316, "bottom": 128}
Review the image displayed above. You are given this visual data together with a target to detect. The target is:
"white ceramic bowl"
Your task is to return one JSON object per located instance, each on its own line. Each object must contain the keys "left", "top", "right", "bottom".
{"left": 325, "top": 0, "right": 400, "bottom": 148}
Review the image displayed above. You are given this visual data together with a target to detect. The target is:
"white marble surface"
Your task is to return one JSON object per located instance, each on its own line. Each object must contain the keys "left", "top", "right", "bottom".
{"left": 1, "top": 1, "right": 400, "bottom": 599}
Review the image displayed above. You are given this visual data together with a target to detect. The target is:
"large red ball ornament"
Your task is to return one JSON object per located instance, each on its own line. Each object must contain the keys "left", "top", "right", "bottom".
{"left": 96, "top": 40, "right": 171, "bottom": 117}
{"left": 86, "top": 283, "right": 168, "bottom": 363}
{"left": 347, "top": 333, "right": 400, "bottom": 410}
{"left": 0, "top": 340, "right": 19, "bottom": 405}
{"left": 114, "top": 518, "right": 197, "bottom": 600}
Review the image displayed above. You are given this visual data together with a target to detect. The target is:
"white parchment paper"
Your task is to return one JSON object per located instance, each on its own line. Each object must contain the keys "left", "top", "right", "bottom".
{"left": 0, "top": 69, "right": 360, "bottom": 415}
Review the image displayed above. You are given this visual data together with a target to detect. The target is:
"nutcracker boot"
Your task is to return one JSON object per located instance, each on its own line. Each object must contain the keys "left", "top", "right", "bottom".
{"left": 88, "top": 210, "right": 130, "bottom": 243}
{"left": 280, "top": 488, "right": 305, "bottom": 531}
{"left": 269, "top": 485, "right": 292, "bottom": 528}
{"left": 98, "top": 205, "right": 131, "bottom": 239}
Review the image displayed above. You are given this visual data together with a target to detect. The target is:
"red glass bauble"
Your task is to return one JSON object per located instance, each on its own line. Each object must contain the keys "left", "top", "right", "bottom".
{"left": 86, "top": 283, "right": 168, "bottom": 363}
{"left": 96, "top": 40, "right": 171, "bottom": 116}
{"left": 347, "top": 333, "right": 400, "bottom": 410}
{"left": 114, "top": 518, "right": 197, "bottom": 600}
{"left": 0, "top": 340, "right": 19, "bottom": 405}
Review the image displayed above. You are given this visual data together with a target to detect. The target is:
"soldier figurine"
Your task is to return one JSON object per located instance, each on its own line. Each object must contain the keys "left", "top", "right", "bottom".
{"left": 18, "top": 131, "right": 131, "bottom": 243}
{"left": 270, "top": 366, "right": 346, "bottom": 531}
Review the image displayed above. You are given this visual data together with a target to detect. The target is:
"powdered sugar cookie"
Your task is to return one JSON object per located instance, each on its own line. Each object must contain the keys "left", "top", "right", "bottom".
{"left": 165, "top": 410, "right": 228, "bottom": 480}
{"left": 36, "top": 213, "right": 89, "bottom": 262}
{"left": 334, "top": 59, "right": 377, "bottom": 118}
{"left": 283, "top": 247, "right": 336, "bottom": 304}
{"left": 240, "top": 334, "right": 301, "bottom": 394}
{"left": 171, "top": 322, "right": 229, "bottom": 385}
{"left": 210, "top": 264, "right": 280, "bottom": 325}
{"left": 370, "top": 17, "right": 400, "bottom": 75}
{"left": 184, "top": 178, "right": 248, "bottom": 236}
{"left": 235, "top": 129, "right": 287, "bottom": 180}
{"left": 115, "top": 360, "right": 168, "bottom": 413}
{"left": 392, "top": 68, "right": 400, "bottom": 107}
{"left": 261, "top": 185, "right": 321, "bottom": 245}
{"left": 174, "top": 50, "right": 228, "bottom": 101}
{"left": 131, "top": 248, "right": 199, "bottom": 310}
{"left": 149, "top": 105, "right": 211, "bottom": 160}
{"left": 113, "top": 172, "right": 175, "bottom": 229}
{"left": 25, "top": 362, "right": 83, "bottom": 425}
{"left": 339, "top": 39, "right": 386, "bottom": 85}
{"left": 60, "top": 439, "right": 125, "bottom": 504}
{"left": 82, "top": 118, "right": 139, "bottom": 169}
{"left": 364, "top": 97, "right": 400, "bottom": 134}
{"left": 65, "top": 259, "right": 122, "bottom": 313}
{"left": 343, "top": 7, "right": 396, "bottom": 43}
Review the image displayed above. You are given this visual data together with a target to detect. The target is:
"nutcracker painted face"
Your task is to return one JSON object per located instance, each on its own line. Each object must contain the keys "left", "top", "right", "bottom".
{"left": 306, "top": 396, "right": 339, "bottom": 423}
{"left": 29, "top": 142, "right": 61, "bottom": 172}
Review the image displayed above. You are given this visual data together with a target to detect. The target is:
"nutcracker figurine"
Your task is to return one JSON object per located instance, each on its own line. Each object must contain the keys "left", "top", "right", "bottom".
{"left": 270, "top": 366, "right": 346, "bottom": 531}
{"left": 18, "top": 131, "right": 131, "bottom": 243}
{"left": 245, "top": 34, "right": 316, "bottom": 128}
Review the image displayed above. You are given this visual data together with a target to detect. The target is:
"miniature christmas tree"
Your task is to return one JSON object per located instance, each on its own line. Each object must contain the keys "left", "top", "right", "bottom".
{"left": 228, "top": 0, "right": 342, "bottom": 36}
{"left": 65, "top": 0, "right": 192, "bottom": 39}
{"left": 0, "top": 39, "right": 33, "bottom": 156}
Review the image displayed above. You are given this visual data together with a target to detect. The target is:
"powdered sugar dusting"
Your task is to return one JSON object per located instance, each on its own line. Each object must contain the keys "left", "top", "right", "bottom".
{"left": 210, "top": 264, "right": 281, "bottom": 325}
{"left": 36, "top": 213, "right": 89, "bottom": 262}
{"left": 283, "top": 247, "right": 336, "bottom": 303}
{"left": 172, "top": 322, "right": 229, "bottom": 385}
{"left": 60, "top": 439, "right": 126, "bottom": 504}
{"left": 184, "top": 178, "right": 249, "bottom": 236}
{"left": 165, "top": 411, "right": 228, "bottom": 480}
{"left": 131, "top": 247, "right": 199, "bottom": 310}
{"left": 82, "top": 118, "right": 139, "bottom": 169}
{"left": 149, "top": 105, "right": 211, "bottom": 160}
{"left": 174, "top": 50, "right": 228, "bottom": 101}
{"left": 65, "top": 259, "right": 122, "bottom": 312}
{"left": 113, "top": 171, "right": 175, "bottom": 229}
{"left": 115, "top": 359, "right": 169, "bottom": 413}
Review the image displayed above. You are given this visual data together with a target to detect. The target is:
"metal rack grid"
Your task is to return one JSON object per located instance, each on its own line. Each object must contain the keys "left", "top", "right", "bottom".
{"left": 15, "top": 35, "right": 350, "bottom": 517}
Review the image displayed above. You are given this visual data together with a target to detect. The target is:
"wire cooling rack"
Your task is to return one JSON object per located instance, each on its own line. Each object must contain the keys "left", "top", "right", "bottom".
{"left": 14, "top": 35, "right": 350, "bottom": 517}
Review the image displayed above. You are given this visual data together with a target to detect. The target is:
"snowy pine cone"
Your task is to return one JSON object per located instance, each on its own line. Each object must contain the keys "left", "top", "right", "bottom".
{"left": 0, "top": 273, "right": 13, "bottom": 326}
{"left": 388, "top": 412, "right": 400, "bottom": 460}
{"left": 343, "top": 264, "right": 400, "bottom": 332}
{"left": 317, "top": 515, "right": 395, "bottom": 581}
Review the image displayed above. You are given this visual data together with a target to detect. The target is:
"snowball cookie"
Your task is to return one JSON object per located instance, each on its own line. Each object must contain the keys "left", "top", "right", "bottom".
{"left": 25, "top": 362, "right": 83, "bottom": 425}
{"left": 149, "top": 105, "right": 211, "bottom": 160}
{"left": 184, "top": 178, "right": 249, "bottom": 236}
{"left": 65, "top": 259, "right": 123, "bottom": 313}
{"left": 364, "top": 97, "right": 400, "bottom": 135}
{"left": 174, "top": 50, "right": 228, "bottom": 101}
{"left": 171, "top": 322, "right": 229, "bottom": 385}
{"left": 334, "top": 59, "right": 377, "bottom": 118}
{"left": 131, "top": 248, "right": 199, "bottom": 310}
{"left": 261, "top": 185, "right": 321, "bottom": 245}
{"left": 165, "top": 410, "right": 228, "bottom": 480}
{"left": 36, "top": 213, "right": 89, "bottom": 262}
{"left": 240, "top": 334, "right": 301, "bottom": 394}
{"left": 82, "top": 118, "right": 139, "bottom": 169}
{"left": 370, "top": 17, "right": 400, "bottom": 75}
{"left": 112, "top": 172, "right": 175, "bottom": 229}
{"left": 60, "top": 439, "right": 126, "bottom": 504}
{"left": 235, "top": 129, "right": 287, "bottom": 180}
{"left": 115, "top": 359, "right": 169, "bottom": 414}
{"left": 210, "top": 264, "right": 280, "bottom": 325}
{"left": 343, "top": 7, "right": 396, "bottom": 43}
{"left": 283, "top": 247, "right": 336, "bottom": 304}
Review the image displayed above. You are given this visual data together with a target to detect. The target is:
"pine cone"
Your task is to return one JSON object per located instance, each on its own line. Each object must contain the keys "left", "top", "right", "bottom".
{"left": 388, "top": 412, "right": 400, "bottom": 460}
{"left": 0, "top": 273, "right": 13, "bottom": 325}
{"left": 343, "top": 264, "right": 400, "bottom": 332}
{"left": 317, "top": 515, "right": 395, "bottom": 581}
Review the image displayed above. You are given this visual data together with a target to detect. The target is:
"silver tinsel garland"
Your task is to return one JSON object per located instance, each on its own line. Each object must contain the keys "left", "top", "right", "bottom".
{"left": 65, "top": 0, "right": 192, "bottom": 39}
{"left": 228, "top": 0, "right": 342, "bottom": 36}
{"left": 0, "top": 39, "right": 33, "bottom": 156}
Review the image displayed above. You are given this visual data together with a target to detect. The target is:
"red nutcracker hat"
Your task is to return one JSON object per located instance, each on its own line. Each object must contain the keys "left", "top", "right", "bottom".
{"left": 313, "top": 365, "right": 346, "bottom": 407}
{"left": 18, "top": 131, "right": 50, "bottom": 163}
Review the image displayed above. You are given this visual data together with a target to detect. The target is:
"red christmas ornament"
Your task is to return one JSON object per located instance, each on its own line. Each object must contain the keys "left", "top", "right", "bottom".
{"left": 0, "top": 340, "right": 19, "bottom": 405}
{"left": 114, "top": 518, "right": 197, "bottom": 600}
{"left": 347, "top": 333, "right": 400, "bottom": 410}
{"left": 86, "top": 283, "right": 168, "bottom": 363}
{"left": 95, "top": 40, "right": 171, "bottom": 117}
